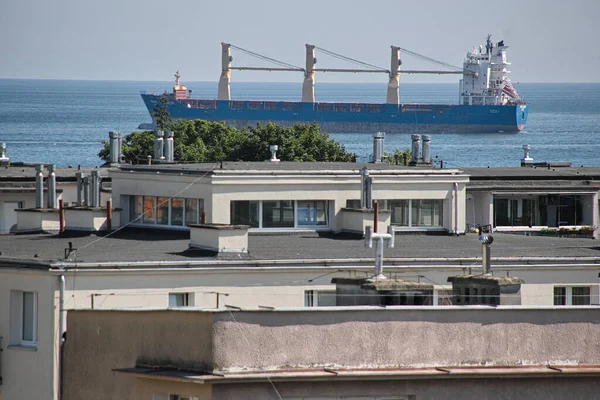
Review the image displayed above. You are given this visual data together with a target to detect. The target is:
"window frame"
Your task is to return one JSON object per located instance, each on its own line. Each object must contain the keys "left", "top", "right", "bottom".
{"left": 553, "top": 286, "right": 591, "bottom": 306}
{"left": 10, "top": 290, "right": 38, "bottom": 347}
{"left": 128, "top": 196, "right": 203, "bottom": 228}
{"left": 168, "top": 292, "right": 194, "bottom": 307}
{"left": 231, "top": 200, "right": 330, "bottom": 231}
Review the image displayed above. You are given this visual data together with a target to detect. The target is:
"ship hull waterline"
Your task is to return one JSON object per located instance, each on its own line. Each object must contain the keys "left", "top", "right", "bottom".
{"left": 142, "top": 94, "right": 529, "bottom": 134}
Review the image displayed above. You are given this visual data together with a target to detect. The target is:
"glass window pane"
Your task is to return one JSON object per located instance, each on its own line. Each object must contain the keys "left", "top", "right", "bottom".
{"left": 185, "top": 199, "right": 198, "bottom": 226}
{"left": 157, "top": 197, "right": 169, "bottom": 225}
{"left": 171, "top": 198, "right": 184, "bottom": 226}
{"left": 389, "top": 200, "right": 409, "bottom": 226}
{"left": 169, "top": 293, "right": 187, "bottom": 307}
{"left": 297, "top": 201, "right": 327, "bottom": 226}
{"left": 129, "top": 196, "right": 143, "bottom": 223}
{"left": 142, "top": 196, "right": 156, "bottom": 224}
{"left": 230, "top": 201, "right": 259, "bottom": 227}
{"left": 316, "top": 291, "right": 337, "bottom": 306}
{"left": 553, "top": 287, "right": 566, "bottom": 305}
{"left": 22, "top": 292, "right": 35, "bottom": 342}
{"left": 572, "top": 287, "right": 590, "bottom": 305}
{"left": 345, "top": 199, "right": 361, "bottom": 209}
{"left": 262, "top": 200, "right": 294, "bottom": 228}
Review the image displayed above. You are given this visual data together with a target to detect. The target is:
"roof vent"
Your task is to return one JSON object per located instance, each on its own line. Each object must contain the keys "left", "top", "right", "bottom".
{"left": 269, "top": 145, "right": 280, "bottom": 162}
{"left": 0, "top": 143, "right": 9, "bottom": 164}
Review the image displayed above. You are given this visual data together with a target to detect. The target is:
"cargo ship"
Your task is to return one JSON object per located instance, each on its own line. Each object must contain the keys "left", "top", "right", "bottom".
{"left": 140, "top": 37, "right": 528, "bottom": 133}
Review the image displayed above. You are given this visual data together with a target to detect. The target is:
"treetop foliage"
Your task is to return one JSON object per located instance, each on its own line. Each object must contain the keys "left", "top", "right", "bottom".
{"left": 99, "top": 120, "right": 357, "bottom": 164}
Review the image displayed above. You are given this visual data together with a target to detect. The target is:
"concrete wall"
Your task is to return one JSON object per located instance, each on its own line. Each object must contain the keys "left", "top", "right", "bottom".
{"left": 211, "top": 376, "right": 600, "bottom": 400}
{"left": 211, "top": 307, "right": 600, "bottom": 371}
{"left": 63, "top": 307, "right": 600, "bottom": 400}
{"left": 63, "top": 310, "right": 214, "bottom": 400}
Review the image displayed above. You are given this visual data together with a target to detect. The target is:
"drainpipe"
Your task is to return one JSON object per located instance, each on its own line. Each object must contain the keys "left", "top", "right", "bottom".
{"left": 454, "top": 182, "right": 459, "bottom": 236}
{"left": 58, "top": 275, "right": 66, "bottom": 400}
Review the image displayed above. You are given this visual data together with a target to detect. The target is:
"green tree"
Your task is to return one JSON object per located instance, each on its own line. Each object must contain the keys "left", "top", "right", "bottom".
{"left": 384, "top": 148, "right": 412, "bottom": 165}
{"left": 99, "top": 121, "right": 355, "bottom": 164}
{"left": 152, "top": 94, "right": 172, "bottom": 132}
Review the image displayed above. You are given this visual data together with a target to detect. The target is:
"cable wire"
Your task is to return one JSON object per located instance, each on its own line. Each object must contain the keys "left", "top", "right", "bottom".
{"left": 229, "top": 44, "right": 304, "bottom": 70}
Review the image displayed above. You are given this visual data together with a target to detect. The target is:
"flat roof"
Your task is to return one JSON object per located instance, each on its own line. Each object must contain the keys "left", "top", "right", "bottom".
{"left": 0, "top": 229, "right": 598, "bottom": 267}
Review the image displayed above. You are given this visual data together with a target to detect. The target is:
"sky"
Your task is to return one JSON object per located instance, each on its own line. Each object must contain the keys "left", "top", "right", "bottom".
{"left": 1, "top": 0, "right": 599, "bottom": 83}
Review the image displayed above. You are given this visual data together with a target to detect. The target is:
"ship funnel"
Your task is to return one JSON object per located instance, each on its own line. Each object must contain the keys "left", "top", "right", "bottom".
{"left": 371, "top": 132, "right": 385, "bottom": 163}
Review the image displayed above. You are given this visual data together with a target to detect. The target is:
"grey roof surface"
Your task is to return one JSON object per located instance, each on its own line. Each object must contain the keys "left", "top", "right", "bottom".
{"left": 0, "top": 163, "right": 110, "bottom": 180}
{"left": 0, "top": 229, "right": 598, "bottom": 267}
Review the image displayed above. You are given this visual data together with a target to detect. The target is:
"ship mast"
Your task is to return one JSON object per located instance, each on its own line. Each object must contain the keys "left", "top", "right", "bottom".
{"left": 302, "top": 45, "right": 316, "bottom": 102}
{"left": 387, "top": 46, "right": 401, "bottom": 105}
{"left": 218, "top": 43, "right": 232, "bottom": 101}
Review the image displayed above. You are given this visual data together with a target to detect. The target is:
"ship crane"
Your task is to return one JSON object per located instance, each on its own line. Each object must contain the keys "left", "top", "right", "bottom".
{"left": 218, "top": 42, "right": 476, "bottom": 104}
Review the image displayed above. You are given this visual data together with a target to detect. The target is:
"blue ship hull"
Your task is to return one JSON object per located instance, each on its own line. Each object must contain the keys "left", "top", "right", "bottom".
{"left": 141, "top": 94, "right": 528, "bottom": 133}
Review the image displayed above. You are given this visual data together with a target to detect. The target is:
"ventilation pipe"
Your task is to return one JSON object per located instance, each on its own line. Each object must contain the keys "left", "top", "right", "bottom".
{"left": 164, "top": 130, "right": 174, "bottom": 162}
{"left": 0, "top": 142, "right": 9, "bottom": 163}
{"left": 218, "top": 42, "right": 232, "bottom": 101}
{"left": 269, "top": 145, "right": 280, "bottom": 162}
{"left": 108, "top": 131, "right": 121, "bottom": 164}
{"left": 365, "top": 225, "right": 395, "bottom": 279}
{"left": 454, "top": 182, "right": 459, "bottom": 236}
{"left": 90, "top": 170, "right": 100, "bottom": 208}
{"left": 47, "top": 164, "right": 57, "bottom": 209}
{"left": 58, "top": 274, "right": 66, "bottom": 400}
{"left": 83, "top": 176, "right": 90, "bottom": 207}
{"left": 521, "top": 144, "right": 533, "bottom": 166}
{"left": 154, "top": 130, "right": 164, "bottom": 161}
{"left": 372, "top": 132, "right": 385, "bottom": 163}
{"left": 410, "top": 134, "right": 420, "bottom": 164}
{"left": 35, "top": 164, "right": 44, "bottom": 209}
{"left": 360, "top": 167, "right": 372, "bottom": 208}
{"left": 76, "top": 171, "right": 85, "bottom": 206}
{"left": 302, "top": 44, "right": 316, "bottom": 103}
{"left": 422, "top": 135, "right": 431, "bottom": 165}
{"left": 479, "top": 233, "right": 494, "bottom": 273}
{"left": 387, "top": 46, "right": 400, "bottom": 105}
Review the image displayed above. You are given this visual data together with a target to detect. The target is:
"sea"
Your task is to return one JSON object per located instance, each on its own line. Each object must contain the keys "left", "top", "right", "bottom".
{"left": 1, "top": 79, "right": 599, "bottom": 168}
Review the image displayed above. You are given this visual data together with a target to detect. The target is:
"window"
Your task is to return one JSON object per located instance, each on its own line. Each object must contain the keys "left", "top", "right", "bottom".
{"left": 263, "top": 200, "right": 294, "bottom": 228}
{"left": 304, "top": 290, "right": 336, "bottom": 307}
{"left": 10, "top": 290, "right": 37, "bottom": 347}
{"left": 128, "top": 196, "right": 203, "bottom": 227}
{"left": 231, "top": 200, "right": 330, "bottom": 229}
{"left": 554, "top": 286, "right": 591, "bottom": 305}
{"left": 230, "top": 200, "right": 259, "bottom": 227}
{"left": 153, "top": 395, "right": 199, "bottom": 400}
{"left": 169, "top": 292, "right": 193, "bottom": 307}
{"left": 386, "top": 199, "right": 443, "bottom": 228}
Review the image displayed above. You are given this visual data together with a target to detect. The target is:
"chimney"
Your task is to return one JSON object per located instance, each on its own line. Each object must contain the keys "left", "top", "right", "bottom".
{"left": 421, "top": 135, "right": 431, "bottom": 165}
{"left": 90, "top": 170, "right": 100, "bottom": 208}
{"left": 521, "top": 144, "right": 533, "bottom": 166}
{"left": 410, "top": 134, "right": 420, "bottom": 165}
{"left": 269, "top": 145, "right": 280, "bottom": 162}
{"left": 164, "top": 130, "right": 174, "bottom": 162}
{"left": 154, "top": 129, "right": 165, "bottom": 161}
{"left": 108, "top": 131, "right": 121, "bottom": 164}
{"left": 371, "top": 132, "right": 385, "bottom": 163}
{"left": 47, "top": 164, "right": 57, "bottom": 209}
{"left": 76, "top": 171, "right": 85, "bottom": 206}
{"left": 360, "top": 167, "right": 372, "bottom": 209}
{"left": 35, "top": 164, "right": 44, "bottom": 209}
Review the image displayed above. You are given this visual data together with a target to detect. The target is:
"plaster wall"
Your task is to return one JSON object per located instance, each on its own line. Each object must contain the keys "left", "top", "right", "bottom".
{"left": 0, "top": 270, "right": 58, "bottom": 400}
{"left": 63, "top": 310, "right": 214, "bottom": 400}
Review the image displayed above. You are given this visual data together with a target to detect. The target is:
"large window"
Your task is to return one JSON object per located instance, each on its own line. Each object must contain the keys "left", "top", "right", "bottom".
{"left": 129, "top": 196, "right": 203, "bottom": 227}
{"left": 10, "top": 290, "right": 37, "bottom": 347}
{"left": 554, "top": 286, "right": 591, "bottom": 305}
{"left": 230, "top": 201, "right": 259, "bottom": 227}
{"left": 169, "top": 292, "right": 194, "bottom": 307}
{"left": 230, "top": 200, "right": 329, "bottom": 229}
{"left": 495, "top": 195, "right": 584, "bottom": 227}
{"left": 386, "top": 199, "right": 443, "bottom": 228}
{"left": 304, "top": 290, "right": 337, "bottom": 307}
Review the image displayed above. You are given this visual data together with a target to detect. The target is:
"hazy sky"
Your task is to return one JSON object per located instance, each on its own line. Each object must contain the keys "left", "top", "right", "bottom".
{"left": 1, "top": 0, "right": 599, "bottom": 83}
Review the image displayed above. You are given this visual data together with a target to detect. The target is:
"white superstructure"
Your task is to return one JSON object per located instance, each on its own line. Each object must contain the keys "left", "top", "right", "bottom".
{"left": 460, "top": 35, "right": 524, "bottom": 106}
